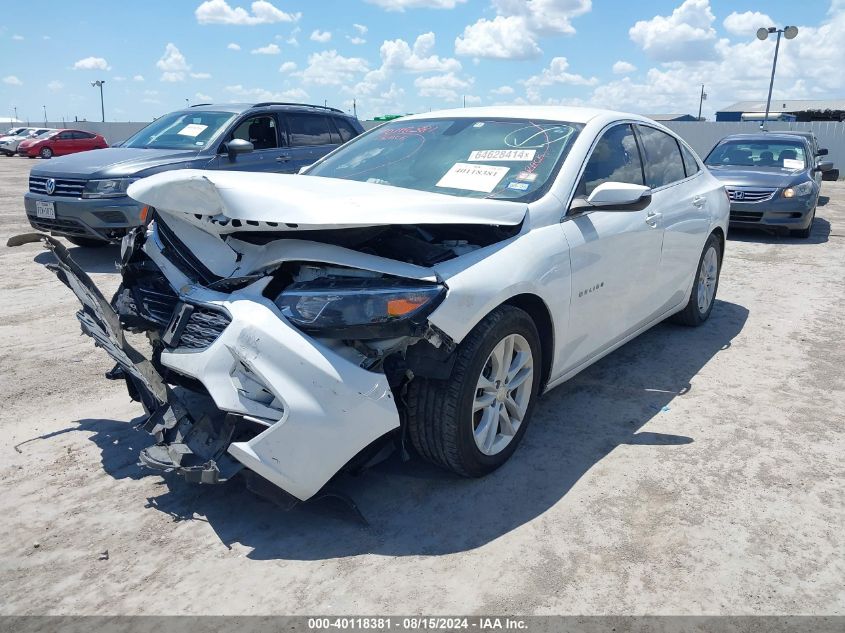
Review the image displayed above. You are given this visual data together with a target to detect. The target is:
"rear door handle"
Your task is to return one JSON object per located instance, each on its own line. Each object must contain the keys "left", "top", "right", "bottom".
{"left": 276, "top": 154, "right": 291, "bottom": 162}
{"left": 692, "top": 195, "right": 706, "bottom": 208}
{"left": 645, "top": 211, "right": 662, "bottom": 227}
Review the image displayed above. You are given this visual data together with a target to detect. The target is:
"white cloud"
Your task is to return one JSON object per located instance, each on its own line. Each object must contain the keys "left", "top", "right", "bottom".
{"left": 195, "top": 92, "right": 214, "bottom": 101}
{"left": 723, "top": 11, "right": 773, "bottom": 37}
{"left": 286, "top": 27, "right": 300, "bottom": 46}
{"left": 414, "top": 71, "right": 472, "bottom": 100}
{"left": 310, "top": 30, "right": 332, "bottom": 43}
{"left": 113, "top": 76, "right": 127, "bottom": 81}
{"left": 47, "top": 80, "right": 63, "bottom": 92}
{"left": 296, "top": 50, "right": 369, "bottom": 85}
{"left": 347, "top": 36, "right": 367, "bottom": 45}
{"left": 365, "top": 0, "right": 466, "bottom": 10}
{"left": 227, "top": 42, "right": 241, "bottom": 50}
{"left": 455, "top": 0, "right": 591, "bottom": 59}
{"left": 251, "top": 43, "right": 281, "bottom": 54}
{"left": 279, "top": 61, "right": 297, "bottom": 72}
{"left": 226, "top": 84, "right": 309, "bottom": 101}
{"left": 353, "top": 23, "right": 368, "bottom": 35}
{"left": 490, "top": 85, "right": 514, "bottom": 95}
{"left": 133, "top": 74, "right": 145, "bottom": 82}
{"left": 195, "top": 0, "right": 300, "bottom": 25}
{"left": 612, "top": 60, "right": 636, "bottom": 74}
{"left": 190, "top": 72, "right": 212, "bottom": 79}
{"left": 492, "top": 0, "right": 592, "bottom": 35}
{"left": 73, "top": 56, "right": 111, "bottom": 71}
{"left": 629, "top": 0, "right": 718, "bottom": 62}
{"left": 520, "top": 56, "right": 598, "bottom": 101}
{"left": 12, "top": 34, "right": 24, "bottom": 41}
{"left": 455, "top": 16, "right": 541, "bottom": 60}
{"left": 157, "top": 43, "right": 190, "bottom": 81}
{"left": 381, "top": 32, "right": 461, "bottom": 72}
{"left": 3, "top": 75, "right": 22, "bottom": 86}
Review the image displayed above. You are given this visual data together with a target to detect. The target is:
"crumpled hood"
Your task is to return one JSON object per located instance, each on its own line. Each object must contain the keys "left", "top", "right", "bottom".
{"left": 30, "top": 147, "right": 206, "bottom": 179}
{"left": 707, "top": 165, "right": 807, "bottom": 188}
{"left": 127, "top": 169, "right": 528, "bottom": 230}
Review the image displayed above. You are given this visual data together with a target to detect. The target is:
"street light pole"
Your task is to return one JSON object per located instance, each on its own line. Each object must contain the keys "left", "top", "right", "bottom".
{"left": 43, "top": 105, "right": 47, "bottom": 124}
{"left": 91, "top": 80, "right": 106, "bottom": 122}
{"left": 757, "top": 26, "right": 798, "bottom": 129}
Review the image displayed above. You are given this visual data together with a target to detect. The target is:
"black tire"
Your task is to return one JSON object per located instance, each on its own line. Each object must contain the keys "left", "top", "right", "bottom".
{"left": 1, "top": 151, "right": 12, "bottom": 157}
{"left": 406, "top": 305, "right": 542, "bottom": 477}
{"left": 789, "top": 207, "right": 815, "bottom": 239}
{"left": 66, "top": 236, "right": 109, "bottom": 248}
{"left": 40, "top": 147, "right": 53, "bottom": 159}
{"left": 671, "top": 233, "right": 722, "bottom": 327}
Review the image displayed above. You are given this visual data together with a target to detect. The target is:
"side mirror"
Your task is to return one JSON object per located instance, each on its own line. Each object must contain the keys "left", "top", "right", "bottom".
{"left": 586, "top": 182, "right": 652, "bottom": 208}
{"left": 817, "top": 148, "right": 829, "bottom": 156}
{"left": 815, "top": 160, "right": 834, "bottom": 173}
{"left": 223, "top": 138, "right": 253, "bottom": 158}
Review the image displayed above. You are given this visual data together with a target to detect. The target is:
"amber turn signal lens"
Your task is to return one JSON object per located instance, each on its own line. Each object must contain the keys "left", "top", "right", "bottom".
{"left": 140, "top": 206, "right": 152, "bottom": 224}
{"left": 387, "top": 297, "right": 427, "bottom": 316}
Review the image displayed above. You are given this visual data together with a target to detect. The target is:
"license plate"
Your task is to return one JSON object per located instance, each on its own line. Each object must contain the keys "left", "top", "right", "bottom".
{"left": 35, "top": 201, "right": 55, "bottom": 219}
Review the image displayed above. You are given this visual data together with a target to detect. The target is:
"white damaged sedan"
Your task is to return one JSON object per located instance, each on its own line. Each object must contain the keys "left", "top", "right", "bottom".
{"left": 11, "top": 106, "right": 729, "bottom": 503}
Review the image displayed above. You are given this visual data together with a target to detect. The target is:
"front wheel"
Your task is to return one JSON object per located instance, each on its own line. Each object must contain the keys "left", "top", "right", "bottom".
{"left": 406, "top": 305, "right": 541, "bottom": 477}
{"left": 671, "top": 233, "right": 722, "bottom": 327}
{"left": 39, "top": 147, "right": 53, "bottom": 159}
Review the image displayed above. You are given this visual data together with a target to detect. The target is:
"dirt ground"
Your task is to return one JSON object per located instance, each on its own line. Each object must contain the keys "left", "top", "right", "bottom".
{"left": 0, "top": 156, "right": 842, "bottom": 616}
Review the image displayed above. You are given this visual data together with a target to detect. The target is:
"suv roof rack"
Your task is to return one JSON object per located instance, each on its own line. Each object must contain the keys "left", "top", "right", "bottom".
{"left": 251, "top": 101, "right": 345, "bottom": 114}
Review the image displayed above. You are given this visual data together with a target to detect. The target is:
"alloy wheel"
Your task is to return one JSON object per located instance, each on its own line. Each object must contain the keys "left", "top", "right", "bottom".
{"left": 472, "top": 333, "right": 534, "bottom": 456}
{"left": 697, "top": 246, "right": 719, "bottom": 314}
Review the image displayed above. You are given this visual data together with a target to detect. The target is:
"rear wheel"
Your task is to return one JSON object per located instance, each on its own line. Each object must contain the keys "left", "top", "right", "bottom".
{"left": 406, "top": 305, "right": 541, "bottom": 477}
{"left": 39, "top": 147, "right": 53, "bottom": 159}
{"left": 671, "top": 233, "right": 722, "bottom": 327}
{"left": 66, "top": 236, "right": 109, "bottom": 248}
{"left": 789, "top": 207, "right": 815, "bottom": 239}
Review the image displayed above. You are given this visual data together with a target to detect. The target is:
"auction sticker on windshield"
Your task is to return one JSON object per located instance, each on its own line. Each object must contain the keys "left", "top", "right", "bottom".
{"left": 177, "top": 124, "right": 208, "bottom": 137}
{"left": 468, "top": 149, "right": 536, "bottom": 162}
{"left": 783, "top": 158, "right": 804, "bottom": 170}
{"left": 436, "top": 163, "right": 509, "bottom": 192}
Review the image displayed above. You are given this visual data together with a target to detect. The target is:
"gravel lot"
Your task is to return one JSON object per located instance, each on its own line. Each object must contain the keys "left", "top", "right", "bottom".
{"left": 0, "top": 156, "right": 843, "bottom": 616}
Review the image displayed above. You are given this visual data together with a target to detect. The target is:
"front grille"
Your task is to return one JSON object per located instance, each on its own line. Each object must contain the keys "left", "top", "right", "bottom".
{"left": 27, "top": 214, "right": 88, "bottom": 235}
{"left": 29, "top": 176, "right": 86, "bottom": 198}
{"left": 155, "top": 218, "right": 219, "bottom": 285}
{"left": 730, "top": 210, "right": 763, "bottom": 223}
{"left": 726, "top": 187, "right": 777, "bottom": 203}
{"left": 177, "top": 306, "right": 231, "bottom": 350}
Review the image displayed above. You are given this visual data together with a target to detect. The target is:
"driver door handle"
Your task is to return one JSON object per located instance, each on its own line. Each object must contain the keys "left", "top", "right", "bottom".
{"left": 276, "top": 154, "right": 291, "bottom": 162}
{"left": 645, "top": 211, "right": 662, "bottom": 227}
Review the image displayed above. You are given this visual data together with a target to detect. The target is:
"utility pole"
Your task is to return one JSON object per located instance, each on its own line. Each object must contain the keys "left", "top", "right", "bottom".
{"left": 353, "top": 98, "right": 357, "bottom": 118}
{"left": 463, "top": 95, "right": 466, "bottom": 108}
{"left": 13, "top": 106, "right": 17, "bottom": 122}
{"left": 697, "top": 84, "right": 706, "bottom": 120}
{"left": 43, "top": 105, "right": 47, "bottom": 124}
{"left": 91, "top": 80, "right": 106, "bottom": 122}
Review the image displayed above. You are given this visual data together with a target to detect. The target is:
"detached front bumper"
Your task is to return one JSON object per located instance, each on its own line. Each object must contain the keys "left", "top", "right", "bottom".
{"left": 9, "top": 232, "right": 401, "bottom": 501}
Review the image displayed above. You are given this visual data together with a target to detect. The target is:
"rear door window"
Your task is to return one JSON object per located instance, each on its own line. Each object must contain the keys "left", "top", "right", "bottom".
{"left": 680, "top": 143, "right": 700, "bottom": 177}
{"left": 637, "top": 126, "right": 686, "bottom": 188}
{"left": 286, "top": 114, "right": 333, "bottom": 147}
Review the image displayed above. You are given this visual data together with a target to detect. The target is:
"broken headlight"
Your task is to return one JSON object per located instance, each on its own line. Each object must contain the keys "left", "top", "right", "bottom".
{"left": 82, "top": 178, "right": 138, "bottom": 199}
{"left": 275, "top": 278, "right": 446, "bottom": 338}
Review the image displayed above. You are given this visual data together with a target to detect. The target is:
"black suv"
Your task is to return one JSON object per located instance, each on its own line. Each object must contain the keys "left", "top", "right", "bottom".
{"left": 24, "top": 102, "right": 364, "bottom": 246}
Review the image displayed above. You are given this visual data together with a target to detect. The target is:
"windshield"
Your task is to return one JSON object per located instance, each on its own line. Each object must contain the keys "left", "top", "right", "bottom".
{"left": 307, "top": 117, "right": 583, "bottom": 201}
{"left": 706, "top": 140, "right": 806, "bottom": 169}
{"left": 121, "top": 110, "right": 236, "bottom": 150}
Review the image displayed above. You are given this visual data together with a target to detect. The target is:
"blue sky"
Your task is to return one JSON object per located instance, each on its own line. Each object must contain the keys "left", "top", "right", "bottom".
{"left": 1, "top": 0, "right": 842, "bottom": 123}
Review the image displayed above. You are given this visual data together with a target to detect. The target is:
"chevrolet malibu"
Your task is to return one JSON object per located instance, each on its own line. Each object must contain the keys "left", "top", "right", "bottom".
{"left": 11, "top": 107, "right": 729, "bottom": 504}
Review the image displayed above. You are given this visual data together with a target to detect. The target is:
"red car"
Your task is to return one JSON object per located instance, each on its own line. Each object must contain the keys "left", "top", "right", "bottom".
{"left": 18, "top": 129, "right": 108, "bottom": 159}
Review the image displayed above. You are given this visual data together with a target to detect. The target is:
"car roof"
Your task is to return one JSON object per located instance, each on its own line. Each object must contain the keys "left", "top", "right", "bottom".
{"left": 184, "top": 102, "right": 354, "bottom": 117}
{"left": 717, "top": 133, "right": 811, "bottom": 144}
{"left": 397, "top": 105, "right": 662, "bottom": 125}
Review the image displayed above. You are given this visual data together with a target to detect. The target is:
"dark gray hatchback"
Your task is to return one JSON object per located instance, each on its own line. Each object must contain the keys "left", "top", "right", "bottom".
{"left": 24, "top": 102, "right": 363, "bottom": 246}
{"left": 704, "top": 133, "right": 834, "bottom": 238}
